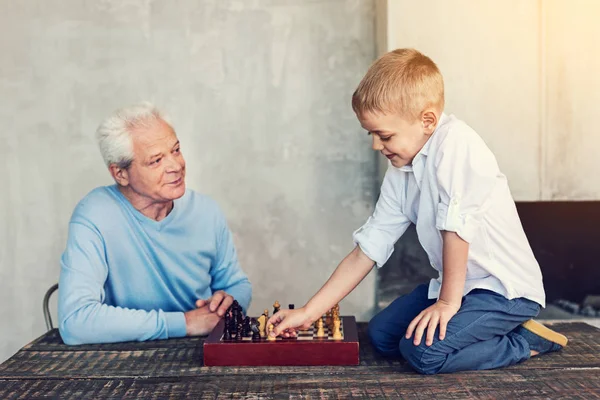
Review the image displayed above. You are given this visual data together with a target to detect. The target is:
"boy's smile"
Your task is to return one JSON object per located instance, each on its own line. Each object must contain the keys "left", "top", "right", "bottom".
{"left": 357, "top": 111, "right": 436, "bottom": 168}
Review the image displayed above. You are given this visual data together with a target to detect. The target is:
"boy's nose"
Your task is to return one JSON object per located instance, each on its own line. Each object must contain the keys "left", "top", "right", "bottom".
{"left": 372, "top": 137, "right": 384, "bottom": 151}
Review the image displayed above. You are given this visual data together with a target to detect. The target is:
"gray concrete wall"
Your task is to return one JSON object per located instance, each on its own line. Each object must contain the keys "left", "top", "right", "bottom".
{"left": 0, "top": 0, "right": 377, "bottom": 362}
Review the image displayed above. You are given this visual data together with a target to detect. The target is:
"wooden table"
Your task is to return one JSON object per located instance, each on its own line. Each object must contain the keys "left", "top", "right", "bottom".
{"left": 1, "top": 322, "right": 599, "bottom": 399}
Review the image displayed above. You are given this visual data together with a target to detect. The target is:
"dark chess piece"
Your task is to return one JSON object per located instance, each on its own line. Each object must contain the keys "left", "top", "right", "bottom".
{"left": 223, "top": 314, "right": 231, "bottom": 340}
{"left": 237, "top": 306, "right": 244, "bottom": 326}
{"left": 235, "top": 323, "right": 243, "bottom": 341}
{"left": 242, "top": 316, "right": 251, "bottom": 337}
{"left": 250, "top": 318, "right": 261, "bottom": 341}
{"left": 230, "top": 316, "right": 238, "bottom": 338}
{"left": 289, "top": 304, "right": 295, "bottom": 310}
{"left": 233, "top": 303, "right": 243, "bottom": 326}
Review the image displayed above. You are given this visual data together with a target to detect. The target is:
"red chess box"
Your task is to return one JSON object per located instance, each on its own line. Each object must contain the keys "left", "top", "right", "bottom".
{"left": 203, "top": 316, "right": 360, "bottom": 366}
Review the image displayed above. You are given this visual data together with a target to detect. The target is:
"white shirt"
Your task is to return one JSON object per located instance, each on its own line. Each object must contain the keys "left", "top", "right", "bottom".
{"left": 353, "top": 114, "right": 545, "bottom": 307}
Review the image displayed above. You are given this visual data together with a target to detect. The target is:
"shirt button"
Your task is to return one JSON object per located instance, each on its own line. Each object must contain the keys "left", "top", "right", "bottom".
{"left": 452, "top": 198, "right": 459, "bottom": 205}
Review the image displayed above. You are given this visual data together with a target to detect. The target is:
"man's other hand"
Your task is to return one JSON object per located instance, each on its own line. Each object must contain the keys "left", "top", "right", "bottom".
{"left": 195, "top": 290, "right": 235, "bottom": 317}
{"left": 184, "top": 305, "right": 222, "bottom": 336}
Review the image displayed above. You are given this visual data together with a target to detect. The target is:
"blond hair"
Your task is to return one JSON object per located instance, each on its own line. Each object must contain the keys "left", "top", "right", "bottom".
{"left": 352, "top": 48, "right": 444, "bottom": 121}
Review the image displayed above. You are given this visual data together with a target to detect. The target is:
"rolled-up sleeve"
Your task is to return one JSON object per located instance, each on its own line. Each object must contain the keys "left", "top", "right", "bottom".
{"left": 353, "top": 166, "right": 411, "bottom": 268}
{"left": 435, "top": 128, "right": 500, "bottom": 243}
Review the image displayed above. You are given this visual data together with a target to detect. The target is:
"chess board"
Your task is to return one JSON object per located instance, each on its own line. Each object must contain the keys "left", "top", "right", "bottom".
{"left": 203, "top": 316, "right": 359, "bottom": 366}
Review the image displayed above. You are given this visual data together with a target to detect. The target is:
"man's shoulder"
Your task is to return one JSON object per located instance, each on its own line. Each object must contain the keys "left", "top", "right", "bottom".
{"left": 71, "top": 185, "right": 122, "bottom": 223}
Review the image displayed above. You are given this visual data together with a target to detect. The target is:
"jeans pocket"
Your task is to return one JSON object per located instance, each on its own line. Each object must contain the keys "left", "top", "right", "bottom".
{"left": 509, "top": 298, "right": 541, "bottom": 317}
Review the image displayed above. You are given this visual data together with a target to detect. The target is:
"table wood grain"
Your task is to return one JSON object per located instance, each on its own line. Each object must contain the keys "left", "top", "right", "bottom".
{"left": 1, "top": 322, "right": 599, "bottom": 399}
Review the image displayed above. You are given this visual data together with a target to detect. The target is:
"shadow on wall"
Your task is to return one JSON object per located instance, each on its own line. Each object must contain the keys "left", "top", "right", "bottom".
{"left": 376, "top": 202, "right": 600, "bottom": 311}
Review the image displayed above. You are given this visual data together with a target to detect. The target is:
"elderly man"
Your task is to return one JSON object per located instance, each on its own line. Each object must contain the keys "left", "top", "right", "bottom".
{"left": 58, "top": 102, "right": 251, "bottom": 345}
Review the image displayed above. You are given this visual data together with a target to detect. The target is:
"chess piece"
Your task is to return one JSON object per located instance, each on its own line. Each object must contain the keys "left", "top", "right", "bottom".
{"left": 257, "top": 314, "right": 267, "bottom": 338}
{"left": 250, "top": 318, "right": 261, "bottom": 341}
{"left": 263, "top": 309, "right": 269, "bottom": 318}
{"left": 332, "top": 318, "right": 342, "bottom": 340}
{"left": 235, "top": 323, "right": 243, "bottom": 341}
{"left": 273, "top": 301, "right": 281, "bottom": 315}
{"left": 230, "top": 316, "right": 238, "bottom": 338}
{"left": 267, "top": 324, "right": 276, "bottom": 341}
{"left": 289, "top": 304, "right": 295, "bottom": 310}
{"left": 242, "top": 316, "right": 251, "bottom": 337}
{"left": 332, "top": 312, "right": 339, "bottom": 329}
{"left": 223, "top": 314, "right": 231, "bottom": 340}
{"left": 316, "top": 318, "right": 325, "bottom": 338}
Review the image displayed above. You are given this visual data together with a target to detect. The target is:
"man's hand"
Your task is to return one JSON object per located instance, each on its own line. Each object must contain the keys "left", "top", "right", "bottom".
{"left": 267, "top": 307, "right": 314, "bottom": 338}
{"left": 184, "top": 304, "right": 222, "bottom": 336}
{"left": 405, "top": 300, "right": 460, "bottom": 346}
{"left": 195, "top": 290, "right": 234, "bottom": 317}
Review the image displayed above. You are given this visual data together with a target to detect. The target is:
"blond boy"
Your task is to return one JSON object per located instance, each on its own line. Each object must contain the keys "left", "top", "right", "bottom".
{"left": 268, "top": 49, "right": 567, "bottom": 374}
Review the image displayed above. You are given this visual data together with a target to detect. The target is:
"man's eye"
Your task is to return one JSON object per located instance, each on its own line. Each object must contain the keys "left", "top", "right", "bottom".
{"left": 152, "top": 158, "right": 162, "bottom": 165}
{"left": 174, "top": 147, "right": 181, "bottom": 153}
{"left": 380, "top": 136, "right": 391, "bottom": 142}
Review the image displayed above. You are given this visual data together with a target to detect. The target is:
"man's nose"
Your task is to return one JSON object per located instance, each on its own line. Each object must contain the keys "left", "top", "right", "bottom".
{"left": 165, "top": 155, "right": 183, "bottom": 172}
{"left": 372, "top": 136, "right": 384, "bottom": 151}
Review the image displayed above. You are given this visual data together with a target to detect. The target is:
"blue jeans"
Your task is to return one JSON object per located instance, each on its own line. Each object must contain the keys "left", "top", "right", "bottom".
{"left": 368, "top": 284, "right": 541, "bottom": 374}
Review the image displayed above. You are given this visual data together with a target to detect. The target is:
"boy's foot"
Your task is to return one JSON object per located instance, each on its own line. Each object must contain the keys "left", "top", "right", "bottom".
{"left": 513, "top": 320, "right": 568, "bottom": 356}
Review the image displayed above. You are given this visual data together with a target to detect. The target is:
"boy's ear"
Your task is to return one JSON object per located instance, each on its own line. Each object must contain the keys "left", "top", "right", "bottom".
{"left": 109, "top": 164, "right": 130, "bottom": 187}
{"left": 421, "top": 110, "right": 438, "bottom": 134}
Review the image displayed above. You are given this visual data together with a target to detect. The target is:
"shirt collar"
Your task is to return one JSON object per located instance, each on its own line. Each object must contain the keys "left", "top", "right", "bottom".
{"left": 398, "top": 112, "right": 447, "bottom": 172}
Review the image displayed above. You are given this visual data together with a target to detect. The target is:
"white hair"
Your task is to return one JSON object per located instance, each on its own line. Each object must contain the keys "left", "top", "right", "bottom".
{"left": 95, "top": 102, "right": 171, "bottom": 169}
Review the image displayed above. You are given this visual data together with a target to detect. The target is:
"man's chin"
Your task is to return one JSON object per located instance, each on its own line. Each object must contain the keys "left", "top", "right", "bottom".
{"left": 167, "top": 182, "right": 186, "bottom": 200}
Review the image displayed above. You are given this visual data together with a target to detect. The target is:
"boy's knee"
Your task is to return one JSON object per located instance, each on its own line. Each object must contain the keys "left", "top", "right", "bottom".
{"left": 399, "top": 337, "right": 446, "bottom": 375}
{"left": 367, "top": 317, "right": 400, "bottom": 357}
{"left": 367, "top": 319, "right": 387, "bottom": 352}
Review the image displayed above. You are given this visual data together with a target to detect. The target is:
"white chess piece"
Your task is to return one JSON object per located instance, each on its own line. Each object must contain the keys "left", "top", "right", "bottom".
{"left": 332, "top": 318, "right": 342, "bottom": 340}
{"left": 316, "top": 318, "right": 325, "bottom": 337}
{"left": 257, "top": 315, "right": 267, "bottom": 338}
{"left": 267, "top": 324, "right": 276, "bottom": 341}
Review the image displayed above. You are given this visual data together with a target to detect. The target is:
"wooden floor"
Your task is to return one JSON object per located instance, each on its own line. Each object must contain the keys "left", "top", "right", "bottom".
{"left": 0, "top": 322, "right": 599, "bottom": 399}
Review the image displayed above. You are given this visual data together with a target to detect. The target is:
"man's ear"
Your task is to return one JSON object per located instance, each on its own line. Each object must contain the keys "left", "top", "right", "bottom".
{"left": 421, "top": 110, "right": 438, "bottom": 134}
{"left": 109, "top": 164, "right": 130, "bottom": 187}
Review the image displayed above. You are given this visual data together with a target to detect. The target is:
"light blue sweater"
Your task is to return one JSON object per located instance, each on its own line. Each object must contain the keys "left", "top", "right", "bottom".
{"left": 58, "top": 185, "right": 252, "bottom": 345}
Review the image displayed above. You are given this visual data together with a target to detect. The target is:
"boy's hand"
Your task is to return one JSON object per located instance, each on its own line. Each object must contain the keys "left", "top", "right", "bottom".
{"left": 195, "top": 290, "right": 234, "bottom": 317}
{"left": 267, "top": 307, "right": 314, "bottom": 337}
{"left": 405, "top": 300, "right": 460, "bottom": 346}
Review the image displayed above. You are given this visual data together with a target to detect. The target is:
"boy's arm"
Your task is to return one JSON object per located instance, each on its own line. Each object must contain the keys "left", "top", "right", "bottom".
{"left": 269, "top": 246, "right": 374, "bottom": 335}
{"left": 269, "top": 165, "right": 409, "bottom": 336}
{"left": 438, "top": 231, "right": 468, "bottom": 308}
{"left": 405, "top": 231, "right": 468, "bottom": 347}
{"left": 304, "top": 246, "right": 375, "bottom": 320}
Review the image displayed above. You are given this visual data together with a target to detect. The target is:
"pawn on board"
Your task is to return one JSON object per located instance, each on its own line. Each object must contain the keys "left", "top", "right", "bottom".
{"left": 332, "top": 318, "right": 342, "bottom": 340}
{"left": 316, "top": 318, "right": 326, "bottom": 337}
{"left": 267, "top": 324, "right": 276, "bottom": 341}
